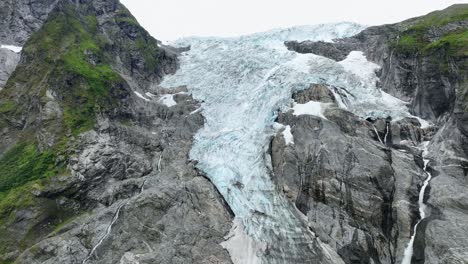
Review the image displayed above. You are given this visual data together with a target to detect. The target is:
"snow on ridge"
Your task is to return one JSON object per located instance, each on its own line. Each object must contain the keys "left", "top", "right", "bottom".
{"left": 1, "top": 45, "right": 22, "bottom": 53}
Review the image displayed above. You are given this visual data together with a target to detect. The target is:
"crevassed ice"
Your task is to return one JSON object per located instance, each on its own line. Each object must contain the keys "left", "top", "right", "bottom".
{"left": 161, "top": 22, "right": 418, "bottom": 262}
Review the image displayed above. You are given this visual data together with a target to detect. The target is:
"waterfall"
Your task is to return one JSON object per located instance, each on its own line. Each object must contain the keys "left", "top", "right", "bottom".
{"left": 402, "top": 144, "right": 433, "bottom": 264}
{"left": 384, "top": 122, "right": 390, "bottom": 145}
{"left": 373, "top": 125, "right": 384, "bottom": 144}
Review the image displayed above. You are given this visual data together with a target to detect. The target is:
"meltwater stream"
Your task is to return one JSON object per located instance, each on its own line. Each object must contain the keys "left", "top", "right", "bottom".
{"left": 161, "top": 23, "right": 424, "bottom": 263}
{"left": 401, "top": 143, "right": 433, "bottom": 264}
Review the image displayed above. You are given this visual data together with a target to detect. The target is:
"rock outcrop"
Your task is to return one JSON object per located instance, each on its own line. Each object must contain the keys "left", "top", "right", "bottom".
{"left": 271, "top": 84, "right": 429, "bottom": 264}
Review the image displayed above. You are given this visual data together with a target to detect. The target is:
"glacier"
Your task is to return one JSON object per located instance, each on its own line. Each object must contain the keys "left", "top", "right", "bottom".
{"left": 161, "top": 22, "right": 424, "bottom": 263}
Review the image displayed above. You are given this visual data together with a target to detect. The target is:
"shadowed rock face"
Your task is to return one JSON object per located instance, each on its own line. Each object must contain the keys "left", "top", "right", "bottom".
{"left": 271, "top": 84, "right": 429, "bottom": 264}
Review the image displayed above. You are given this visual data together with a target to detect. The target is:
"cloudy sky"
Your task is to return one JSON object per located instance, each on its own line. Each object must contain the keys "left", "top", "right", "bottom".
{"left": 121, "top": 0, "right": 465, "bottom": 41}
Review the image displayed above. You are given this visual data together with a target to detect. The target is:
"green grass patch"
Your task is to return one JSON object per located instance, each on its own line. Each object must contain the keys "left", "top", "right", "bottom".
{"left": 20, "top": 4, "right": 124, "bottom": 135}
{"left": 0, "top": 143, "right": 64, "bottom": 193}
{"left": 410, "top": 5, "right": 468, "bottom": 31}
{"left": 395, "top": 35, "right": 426, "bottom": 55}
{"left": 0, "top": 101, "right": 15, "bottom": 114}
{"left": 393, "top": 5, "right": 468, "bottom": 57}
{"left": 0, "top": 182, "right": 38, "bottom": 220}
{"left": 424, "top": 30, "right": 468, "bottom": 57}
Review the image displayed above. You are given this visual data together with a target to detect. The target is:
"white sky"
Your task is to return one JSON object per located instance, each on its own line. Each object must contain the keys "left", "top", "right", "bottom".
{"left": 121, "top": 0, "right": 466, "bottom": 41}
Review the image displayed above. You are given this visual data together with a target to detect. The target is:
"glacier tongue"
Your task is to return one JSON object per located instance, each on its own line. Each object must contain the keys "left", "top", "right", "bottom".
{"left": 161, "top": 22, "right": 417, "bottom": 263}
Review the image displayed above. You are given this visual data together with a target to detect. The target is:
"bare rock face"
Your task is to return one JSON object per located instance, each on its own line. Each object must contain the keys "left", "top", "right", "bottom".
{"left": 0, "top": 0, "right": 58, "bottom": 45}
{"left": 271, "top": 95, "right": 428, "bottom": 263}
{"left": 292, "top": 84, "right": 337, "bottom": 104}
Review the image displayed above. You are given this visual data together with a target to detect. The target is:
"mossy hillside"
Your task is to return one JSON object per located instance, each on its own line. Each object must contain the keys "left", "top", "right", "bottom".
{"left": 0, "top": 4, "right": 127, "bottom": 259}
{"left": 0, "top": 4, "right": 119, "bottom": 215}
{"left": 0, "top": 143, "right": 64, "bottom": 194}
{"left": 388, "top": 5, "right": 468, "bottom": 111}
{"left": 21, "top": 4, "right": 125, "bottom": 135}
{"left": 406, "top": 4, "right": 468, "bottom": 30}
{"left": 0, "top": 2, "right": 169, "bottom": 260}
{"left": 392, "top": 5, "right": 468, "bottom": 57}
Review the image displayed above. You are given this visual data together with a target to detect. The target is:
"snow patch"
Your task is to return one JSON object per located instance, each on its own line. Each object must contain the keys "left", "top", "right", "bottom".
{"left": 0, "top": 45, "right": 22, "bottom": 53}
{"left": 282, "top": 125, "right": 294, "bottom": 145}
{"left": 159, "top": 94, "right": 177, "bottom": 107}
{"left": 339, "top": 51, "right": 380, "bottom": 82}
{"left": 46, "top": 90, "right": 55, "bottom": 100}
{"left": 414, "top": 116, "right": 431, "bottom": 129}
{"left": 133, "top": 91, "right": 150, "bottom": 101}
{"left": 221, "top": 218, "right": 265, "bottom": 264}
{"left": 145, "top": 92, "right": 156, "bottom": 98}
{"left": 190, "top": 107, "right": 202, "bottom": 115}
{"left": 292, "top": 101, "right": 328, "bottom": 119}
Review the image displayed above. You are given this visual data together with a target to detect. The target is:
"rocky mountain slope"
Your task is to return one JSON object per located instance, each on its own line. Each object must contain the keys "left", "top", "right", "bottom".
{"left": 0, "top": 1, "right": 467, "bottom": 264}
{"left": 0, "top": 1, "right": 232, "bottom": 263}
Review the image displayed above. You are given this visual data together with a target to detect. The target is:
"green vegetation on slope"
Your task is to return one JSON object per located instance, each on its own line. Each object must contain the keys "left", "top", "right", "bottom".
{"left": 0, "top": 1, "right": 169, "bottom": 260}
{"left": 0, "top": 143, "right": 62, "bottom": 193}
{"left": 0, "top": 4, "right": 121, "bottom": 212}
{"left": 23, "top": 4, "right": 123, "bottom": 135}
{"left": 393, "top": 4, "right": 468, "bottom": 57}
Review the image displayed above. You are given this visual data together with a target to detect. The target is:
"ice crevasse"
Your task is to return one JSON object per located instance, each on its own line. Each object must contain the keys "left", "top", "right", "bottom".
{"left": 161, "top": 22, "right": 421, "bottom": 263}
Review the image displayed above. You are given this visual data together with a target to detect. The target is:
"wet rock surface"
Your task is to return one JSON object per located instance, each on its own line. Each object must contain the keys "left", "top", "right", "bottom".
{"left": 271, "top": 85, "right": 430, "bottom": 263}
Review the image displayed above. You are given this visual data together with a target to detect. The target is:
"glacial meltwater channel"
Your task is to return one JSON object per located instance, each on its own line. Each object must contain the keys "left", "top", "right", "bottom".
{"left": 161, "top": 23, "right": 427, "bottom": 263}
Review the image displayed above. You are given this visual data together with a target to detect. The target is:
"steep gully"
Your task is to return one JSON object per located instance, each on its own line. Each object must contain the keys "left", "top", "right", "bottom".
{"left": 159, "top": 23, "right": 435, "bottom": 263}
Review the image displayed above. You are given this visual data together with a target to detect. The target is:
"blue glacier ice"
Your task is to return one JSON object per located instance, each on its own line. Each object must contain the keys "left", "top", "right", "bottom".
{"left": 161, "top": 22, "right": 421, "bottom": 263}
